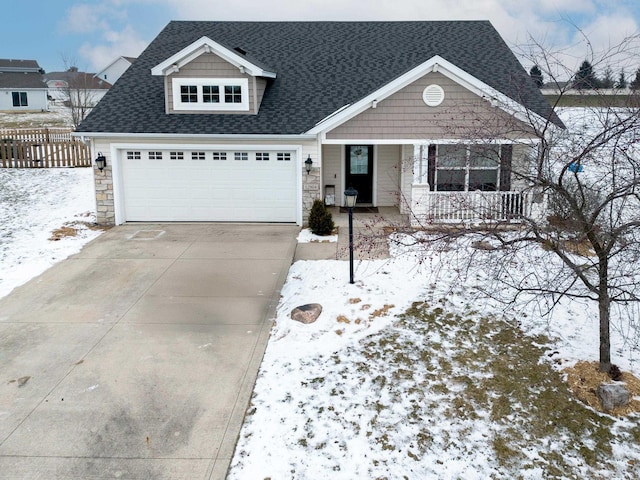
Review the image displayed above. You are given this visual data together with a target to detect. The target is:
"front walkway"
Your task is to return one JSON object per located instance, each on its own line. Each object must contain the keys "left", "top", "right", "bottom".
{"left": 294, "top": 207, "right": 410, "bottom": 261}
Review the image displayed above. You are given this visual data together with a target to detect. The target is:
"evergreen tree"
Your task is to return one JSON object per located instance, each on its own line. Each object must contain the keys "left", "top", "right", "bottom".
{"left": 616, "top": 69, "right": 628, "bottom": 89}
{"left": 601, "top": 65, "right": 614, "bottom": 88}
{"left": 573, "top": 60, "right": 599, "bottom": 89}
{"left": 630, "top": 67, "right": 640, "bottom": 90}
{"left": 529, "top": 65, "right": 544, "bottom": 88}
{"left": 308, "top": 199, "right": 334, "bottom": 235}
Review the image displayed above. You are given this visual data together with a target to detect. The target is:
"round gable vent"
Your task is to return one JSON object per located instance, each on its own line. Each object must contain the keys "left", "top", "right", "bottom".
{"left": 422, "top": 84, "right": 445, "bottom": 107}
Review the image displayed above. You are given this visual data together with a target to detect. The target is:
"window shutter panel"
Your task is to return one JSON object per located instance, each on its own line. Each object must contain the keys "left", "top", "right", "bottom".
{"left": 428, "top": 144, "right": 436, "bottom": 189}
{"left": 499, "top": 144, "right": 512, "bottom": 191}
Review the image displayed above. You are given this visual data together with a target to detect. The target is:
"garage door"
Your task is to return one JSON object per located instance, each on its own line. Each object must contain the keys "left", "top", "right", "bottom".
{"left": 120, "top": 148, "right": 298, "bottom": 222}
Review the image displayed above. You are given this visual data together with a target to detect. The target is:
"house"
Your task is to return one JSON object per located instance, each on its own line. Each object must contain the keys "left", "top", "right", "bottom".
{"left": 0, "top": 59, "right": 48, "bottom": 112}
{"left": 44, "top": 68, "right": 112, "bottom": 106}
{"left": 95, "top": 56, "right": 136, "bottom": 85}
{"left": 75, "top": 21, "right": 563, "bottom": 226}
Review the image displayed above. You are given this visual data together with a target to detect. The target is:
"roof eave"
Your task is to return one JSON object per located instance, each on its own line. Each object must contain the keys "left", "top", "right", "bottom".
{"left": 72, "top": 131, "right": 316, "bottom": 141}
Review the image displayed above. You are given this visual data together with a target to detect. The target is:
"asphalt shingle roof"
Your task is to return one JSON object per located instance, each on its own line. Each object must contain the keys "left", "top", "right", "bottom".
{"left": 0, "top": 72, "right": 47, "bottom": 89}
{"left": 0, "top": 59, "right": 41, "bottom": 72}
{"left": 77, "top": 21, "right": 562, "bottom": 135}
{"left": 44, "top": 71, "right": 112, "bottom": 90}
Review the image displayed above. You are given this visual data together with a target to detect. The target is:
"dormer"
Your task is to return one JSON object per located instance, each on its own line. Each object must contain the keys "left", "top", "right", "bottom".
{"left": 151, "top": 36, "right": 276, "bottom": 115}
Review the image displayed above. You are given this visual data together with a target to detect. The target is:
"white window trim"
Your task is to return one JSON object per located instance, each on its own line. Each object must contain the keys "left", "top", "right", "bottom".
{"left": 171, "top": 78, "right": 249, "bottom": 111}
{"left": 434, "top": 145, "right": 501, "bottom": 192}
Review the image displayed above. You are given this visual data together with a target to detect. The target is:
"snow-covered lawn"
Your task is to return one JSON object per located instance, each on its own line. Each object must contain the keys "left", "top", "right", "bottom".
{"left": 0, "top": 104, "right": 73, "bottom": 129}
{"left": 0, "top": 168, "right": 101, "bottom": 299}
{"left": 228, "top": 236, "right": 640, "bottom": 479}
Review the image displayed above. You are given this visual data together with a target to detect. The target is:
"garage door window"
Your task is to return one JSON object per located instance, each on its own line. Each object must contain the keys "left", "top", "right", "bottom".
{"left": 277, "top": 153, "right": 291, "bottom": 161}
{"left": 212, "top": 152, "right": 227, "bottom": 161}
{"left": 127, "top": 151, "right": 141, "bottom": 160}
{"left": 148, "top": 151, "right": 162, "bottom": 160}
{"left": 170, "top": 151, "right": 184, "bottom": 160}
{"left": 234, "top": 152, "right": 248, "bottom": 161}
{"left": 256, "top": 152, "right": 270, "bottom": 161}
{"left": 192, "top": 151, "right": 206, "bottom": 160}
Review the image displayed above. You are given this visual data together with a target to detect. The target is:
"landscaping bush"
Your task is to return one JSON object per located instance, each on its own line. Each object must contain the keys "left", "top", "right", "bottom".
{"left": 308, "top": 199, "right": 334, "bottom": 235}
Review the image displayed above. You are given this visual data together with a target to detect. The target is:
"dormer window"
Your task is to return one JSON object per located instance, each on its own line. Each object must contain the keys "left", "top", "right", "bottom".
{"left": 172, "top": 78, "right": 249, "bottom": 111}
{"left": 180, "top": 85, "right": 197, "bottom": 103}
{"left": 203, "top": 85, "right": 220, "bottom": 103}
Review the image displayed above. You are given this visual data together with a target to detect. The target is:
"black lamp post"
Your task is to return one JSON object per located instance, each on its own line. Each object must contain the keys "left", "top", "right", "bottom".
{"left": 95, "top": 152, "right": 107, "bottom": 172}
{"left": 344, "top": 186, "right": 358, "bottom": 284}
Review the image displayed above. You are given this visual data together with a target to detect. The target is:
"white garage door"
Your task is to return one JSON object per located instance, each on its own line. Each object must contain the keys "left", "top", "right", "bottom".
{"left": 120, "top": 148, "right": 298, "bottom": 222}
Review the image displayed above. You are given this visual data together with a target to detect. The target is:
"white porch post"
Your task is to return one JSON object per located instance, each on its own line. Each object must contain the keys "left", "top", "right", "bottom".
{"left": 410, "top": 143, "right": 431, "bottom": 226}
{"left": 413, "top": 144, "right": 429, "bottom": 185}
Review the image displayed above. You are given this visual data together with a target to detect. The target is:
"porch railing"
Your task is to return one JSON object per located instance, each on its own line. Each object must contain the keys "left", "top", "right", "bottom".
{"left": 411, "top": 189, "right": 535, "bottom": 224}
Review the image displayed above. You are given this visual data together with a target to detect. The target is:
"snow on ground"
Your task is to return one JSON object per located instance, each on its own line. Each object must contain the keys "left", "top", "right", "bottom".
{"left": 229, "top": 235, "right": 640, "bottom": 479}
{"left": 0, "top": 167, "right": 101, "bottom": 299}
{"left": 297, "top": 228, "right": 338, "bottom": 243}
{"left": 0, "top": 104, "right": 73, "bottom": 129}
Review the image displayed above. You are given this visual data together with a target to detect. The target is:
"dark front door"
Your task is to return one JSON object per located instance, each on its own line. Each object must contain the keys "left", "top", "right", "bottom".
{"left": 345, "top": 145, "right": 373, "bottom": 204}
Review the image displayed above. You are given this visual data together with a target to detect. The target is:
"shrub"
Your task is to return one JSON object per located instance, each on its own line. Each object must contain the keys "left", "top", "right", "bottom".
{"left": 308, "top": 199, "right": 335, "bottom": 235}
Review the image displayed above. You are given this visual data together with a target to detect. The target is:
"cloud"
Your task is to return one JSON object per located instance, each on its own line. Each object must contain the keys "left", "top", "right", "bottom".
{"left": 58, "top": 1, "right": 153, "bottom": 71}
{"left": 79, "top": 25, "right": 148, "bottom": 71}
{"left": 60, "top": 3, "right": 111, "bottom": 34}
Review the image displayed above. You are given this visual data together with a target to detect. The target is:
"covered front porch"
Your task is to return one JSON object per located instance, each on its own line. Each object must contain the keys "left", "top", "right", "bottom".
{"left": 319, "top": 142, "right": 543, "bottom": 226}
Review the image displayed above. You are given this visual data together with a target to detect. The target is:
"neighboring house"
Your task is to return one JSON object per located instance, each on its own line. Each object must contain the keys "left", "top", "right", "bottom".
{"left": 75, "top": 21, "right": 563, "bottom": 226}
{"left": 44, "top": 68, "right": 112, "bottom": 106}
{"left": 95, "top": 56, "right": 136, "bottom": 85}
{"left": 0, "top": 59, "right": 48, "bottom": 112}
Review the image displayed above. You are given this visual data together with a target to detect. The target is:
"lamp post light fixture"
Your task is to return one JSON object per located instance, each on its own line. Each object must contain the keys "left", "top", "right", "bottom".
{"left": 344, "top": 186, "right": 358, "bottom": 284}
{"left": 305, "top": 155, "right": 313, "bottom": 175}
{"left": 95, "top": 152, "right": 107, "bottom": 172}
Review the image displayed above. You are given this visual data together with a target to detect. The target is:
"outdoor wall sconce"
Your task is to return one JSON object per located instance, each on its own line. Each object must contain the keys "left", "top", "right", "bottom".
{"left": 95, "top": 152, "right": 107, "bottom": 172}
{"left": 305, "top": 155, "right": 313, "bottom": 174}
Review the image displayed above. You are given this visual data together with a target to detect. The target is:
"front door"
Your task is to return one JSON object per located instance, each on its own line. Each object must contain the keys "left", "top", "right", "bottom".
{"left": 345, "top": 145, "right": 373, "bottom": 204}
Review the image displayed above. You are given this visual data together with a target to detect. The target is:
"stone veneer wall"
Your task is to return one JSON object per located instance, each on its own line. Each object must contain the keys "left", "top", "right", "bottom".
{"left": 302, "top": 165, "right": 321, "bottom": 225}
{"left": 94, "top": 166, "right": 115, "bottom": 225}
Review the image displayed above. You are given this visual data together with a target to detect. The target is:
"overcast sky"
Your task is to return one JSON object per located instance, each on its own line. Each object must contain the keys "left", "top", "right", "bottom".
{"left": 4, "top": 0, "right": 640, "bottom": 79}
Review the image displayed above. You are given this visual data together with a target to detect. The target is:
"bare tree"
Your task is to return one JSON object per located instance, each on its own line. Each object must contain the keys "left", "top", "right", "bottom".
{"left": 57, "top": 55, "right": 102, "bottom": 127}
{"left": 401, "top": 34, "right": 640, "bottom": 373}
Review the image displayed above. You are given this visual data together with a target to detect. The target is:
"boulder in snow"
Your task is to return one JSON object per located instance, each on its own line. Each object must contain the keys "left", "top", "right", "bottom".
{"left": 596, "top": 383, "right": 629, "bottom": 411}
{"left": 291, "top": 304, "right": 322, "bottom": 324}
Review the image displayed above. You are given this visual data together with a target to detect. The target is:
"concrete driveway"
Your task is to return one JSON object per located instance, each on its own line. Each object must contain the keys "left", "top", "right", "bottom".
{"left": 0, "top": 224, "right": 298, "bottom": 479}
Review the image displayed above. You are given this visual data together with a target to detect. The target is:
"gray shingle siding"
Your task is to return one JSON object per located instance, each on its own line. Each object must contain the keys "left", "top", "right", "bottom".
{"left": 76, "top": 21, "right": 562, "bottom": 135}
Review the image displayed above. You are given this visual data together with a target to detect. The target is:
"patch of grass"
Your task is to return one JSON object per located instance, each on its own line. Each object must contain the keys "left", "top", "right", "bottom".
{"left": 284, "top": 301, "right": 638, "bottom": 477}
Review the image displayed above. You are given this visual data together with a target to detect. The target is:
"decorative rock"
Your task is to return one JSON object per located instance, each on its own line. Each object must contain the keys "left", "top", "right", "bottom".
{"left": 291, "top": 304, "right": 323, "bottom": 324}
{"left": 596, "top": 383, "right": 629, "bottom": 411}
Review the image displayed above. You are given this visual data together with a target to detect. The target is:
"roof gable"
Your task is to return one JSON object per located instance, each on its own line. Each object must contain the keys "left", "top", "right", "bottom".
{"left": 151, "top": 36, "right": 276, "bottom": 78}
{"left": 310, "top": 55, "right": 555, "bottom": 135}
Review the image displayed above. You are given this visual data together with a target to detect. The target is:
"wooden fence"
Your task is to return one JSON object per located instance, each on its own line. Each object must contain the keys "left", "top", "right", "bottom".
{"left": 0, "top": 128, "right": 91, "bottom": 168}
